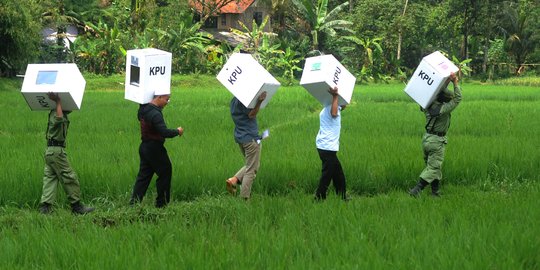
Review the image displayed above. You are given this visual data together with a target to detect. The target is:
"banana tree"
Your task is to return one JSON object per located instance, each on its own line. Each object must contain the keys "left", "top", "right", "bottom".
{"left": 162, "top": 22, "right": 212, "bottom": 74}
{"left": 40, "top": 0, "right": 81, "bottom": 62}
{"left": 292, "top": 0, "right": 353, "bottom": 52}
{"left": 73, "top": 20, "right": 125, "bottom": 74}
{"left": 230, "top": 15, "right": 272, "bottom": 53}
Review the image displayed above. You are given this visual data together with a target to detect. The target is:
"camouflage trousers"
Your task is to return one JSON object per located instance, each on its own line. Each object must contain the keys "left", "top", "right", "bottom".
{"left": 40, "top": 146, "right": 81, "bottom": 205}
{"left": 419, "top": 133, "right": 447, "bottom": 183}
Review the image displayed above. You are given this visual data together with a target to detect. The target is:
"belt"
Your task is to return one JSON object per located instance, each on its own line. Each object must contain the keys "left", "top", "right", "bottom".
{"left": 47, "top": 139, "right": 65, "bottom": 147}
{"left": 427, "top": 131, "right": 446, "bottom": 137}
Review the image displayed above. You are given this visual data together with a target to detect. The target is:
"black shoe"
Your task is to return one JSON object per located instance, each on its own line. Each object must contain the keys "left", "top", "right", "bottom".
{"left": 409, "top": 179, "right": 429, "bottom": 197}
{"left": 431, "top": 180, "right": 441, "bottom": 197}
{"left": 71, "top": 202, "right": 95, "bottom": 215}
{"left": 39, "top": 203, "right": 52, "bottom": 214}
{"left": 408, "top": 186, "right": 422, "bottom": 197}
{"left": 155, "top": 200, "right": 169, "bottom": 208}
{"left": 314, "top": 193, "right": 326, "bottom": 202}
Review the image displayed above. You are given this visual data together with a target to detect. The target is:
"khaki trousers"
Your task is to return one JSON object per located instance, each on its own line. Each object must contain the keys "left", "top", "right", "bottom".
{"left": 235, "top": 141, "right": 261, "bottom": 198}
{"left": 40, "top": 147, "right": 81, "bottom": 205}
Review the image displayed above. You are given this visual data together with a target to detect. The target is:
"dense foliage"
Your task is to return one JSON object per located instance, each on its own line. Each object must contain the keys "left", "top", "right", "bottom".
{"left": 0, "top": 0, "right": 41, "bottom": 76}
{"left": 0, "top": 0, "right": 539, "bottom": 80}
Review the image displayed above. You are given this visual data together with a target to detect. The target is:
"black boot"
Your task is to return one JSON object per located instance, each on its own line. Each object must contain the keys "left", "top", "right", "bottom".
{"left": 71, "top": 202, "right": 95, "bottom": 215}
{"left": 39, "top": 203, "right": 52, "bottom": 214}
{"left": 431, "top": 180, "right": 440, "bottom": 197}
{"left": 409, "top": 179, "right": 429, "bottom": 197}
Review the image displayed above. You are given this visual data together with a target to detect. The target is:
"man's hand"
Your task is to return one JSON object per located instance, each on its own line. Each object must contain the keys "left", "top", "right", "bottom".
{"left": 47, "top": 92, "right": 60, "bottom": 102}
{"left": 249, "top": 92, "right": 267, "bottom": 119}
{"left": 258, "top": 91, "right": 267, "bottom": 101}
{"left": 47, "top": 92, "right": 63, "bottom": 117}
{"left": 177, "top": 127, "right": 184, "bottom": 136}
{"left": 329, "top": 87, "right": 339, "bottom": 117}
{"left": 449, "top": 72, "right": 459, "bottom": 84}
{"left": 328, "top": 87, "right": 338, "bottom": 96}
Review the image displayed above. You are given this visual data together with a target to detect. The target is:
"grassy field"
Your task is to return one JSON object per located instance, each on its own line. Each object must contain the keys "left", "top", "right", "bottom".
{"left": 0, "top": 75, "right": 539, "bottom": 269}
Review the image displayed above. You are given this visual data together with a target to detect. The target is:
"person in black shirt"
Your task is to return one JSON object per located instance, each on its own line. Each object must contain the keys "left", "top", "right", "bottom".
{"left": 130, "top": 93, "right": 183, "bottom": 207}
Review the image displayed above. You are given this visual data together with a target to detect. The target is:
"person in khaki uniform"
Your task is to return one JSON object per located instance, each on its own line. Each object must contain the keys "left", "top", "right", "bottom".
{"left": 409, "top": 72, "right": 462, "bottom": 197}
{"left": 226, "top": 92, "right": 267, "bottom": 199}
{"left": 39, "top": 93, "right": 94, "bottom": 214}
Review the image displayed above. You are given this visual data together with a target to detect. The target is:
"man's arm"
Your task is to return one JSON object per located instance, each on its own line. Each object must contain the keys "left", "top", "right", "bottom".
{"left": 151, "top": 112, "right": 181, "bottom": 138}
{"left": 329, "top": 87, "right": 339, "bottom": 118}
{"left": 440, "top": 72, "right": 462, "bottom": 115}
{"left": 248, "top": 91, "right": 267, "bottom": 119}
{"left": 47, "top": 92, "right": 63, "bottom": 118}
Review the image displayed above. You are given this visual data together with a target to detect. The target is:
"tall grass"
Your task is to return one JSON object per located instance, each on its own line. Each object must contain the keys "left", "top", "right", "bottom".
{"left": 1, "top": 76, "right": 539, "bottom": 204}
{"left": 0, "top": 75, "right": 539, "bottom": 269}
{"left": 0, "top": 187, "right": 539, "bottom": 269}
{"left": 491, "top": 75, "right": 540, "bottom": 87}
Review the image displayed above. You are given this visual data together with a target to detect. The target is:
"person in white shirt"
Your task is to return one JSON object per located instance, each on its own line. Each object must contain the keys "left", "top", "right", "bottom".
{"left": 314, "top": 87, "right": 347, "bottom": 201}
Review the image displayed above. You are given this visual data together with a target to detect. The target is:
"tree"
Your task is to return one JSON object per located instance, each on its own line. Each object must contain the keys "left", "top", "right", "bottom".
{"left": 348, "top": 0, "right": 422, "bottom": 75}
{"left": 346, "top": 36, "right": 386, "bottom": 82}
{"left": 39, "top": 0, "right": 84, "bottom": 62}
{"left": 128, "top": 0, "right": 159, "bottom": 32}
{"left": 474, "top": 0, "right": 505, "bottom": 75}
{"left": 159, "top": 22, "right": 213, "bottom": 74}
{"left": 259, "top": 0, "right": 292, "bottom": 32}
{"left": 0, "top": 0, "right": 42, "bottom": 76}
{"left": 396, "top": 0, "right": 408, "bottom": 61}
{"left": 73, "top": 19, "right": 126, "bottom": 75}
{"left": 498, "top": 0, "right": 539, "bottom": 75}
{"left": 231, "top": 15, "right": 273, "bottom": 53}
{"left": 292, "top": 0, "right": 353, "bottom": 52}
{"left": 443, "top": 0, "right": 482, "bottom": 60}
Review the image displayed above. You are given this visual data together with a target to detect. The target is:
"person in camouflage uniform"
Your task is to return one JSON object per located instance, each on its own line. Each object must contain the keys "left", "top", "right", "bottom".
{"left": 409, "top": 72, "right": 462, "bottom": 197}
{"left": 39, "top": 93, "right": 94, "bottom": 214}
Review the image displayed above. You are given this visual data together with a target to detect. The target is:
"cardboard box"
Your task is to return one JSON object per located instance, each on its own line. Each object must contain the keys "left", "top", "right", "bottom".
{"left": 216, "top": 53, "right": 281, "bottom": 109}
{"left": 299, "top": 54, "right": 356, "bottom": 106}
{"left": 125, "top": 48, "right": 172, "bottom": 104}
{"left": 21, "top": 63, "right": 86, "bottom": 111}
{"left": 404, "top": 51, "right": 459, "bottom": 109}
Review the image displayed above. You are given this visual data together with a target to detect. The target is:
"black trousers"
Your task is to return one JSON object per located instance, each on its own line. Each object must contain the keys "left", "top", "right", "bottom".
{"left": 315, "top": 149, "right": 346, "bottom": 200}
{"left": 131, "top": 140, "right": 172, "bottom": 207}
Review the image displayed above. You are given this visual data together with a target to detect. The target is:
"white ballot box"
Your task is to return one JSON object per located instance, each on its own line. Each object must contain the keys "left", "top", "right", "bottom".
{"left": 404, "top": 51, "right": 459, "bottom": 109}
{"left": 300, "top": 54, "right": 356, "bottom": 106}
{"left": 125, "top": 48, "right": 172, "bottom": 104}
{"left": 21, "top": 63, "right": 86, "bottom": 111}
{"left": 216, "top": 53, "right": 280, "bottom": 109}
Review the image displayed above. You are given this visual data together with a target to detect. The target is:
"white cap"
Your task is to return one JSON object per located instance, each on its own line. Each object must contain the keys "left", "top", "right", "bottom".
{"left": 154, "top": 88, "right": 170, "bottom": 96}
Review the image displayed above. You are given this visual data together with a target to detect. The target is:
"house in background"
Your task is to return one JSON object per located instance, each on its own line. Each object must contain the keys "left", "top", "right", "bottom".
{"left": 42, "top": 25, "right": 79, "bottom": 48}
{"left": 190, "top": 0, "right": 272, "bottom": 32}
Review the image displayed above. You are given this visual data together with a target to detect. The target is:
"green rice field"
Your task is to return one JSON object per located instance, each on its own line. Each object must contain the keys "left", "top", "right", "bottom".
{"left": 0, "top": 75, "right": 539, "bottom": 269}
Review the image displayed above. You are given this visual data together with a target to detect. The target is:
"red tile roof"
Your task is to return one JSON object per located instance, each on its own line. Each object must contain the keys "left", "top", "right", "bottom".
{"left": 190, "top": 0, "right": 255, "bottom": 14}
